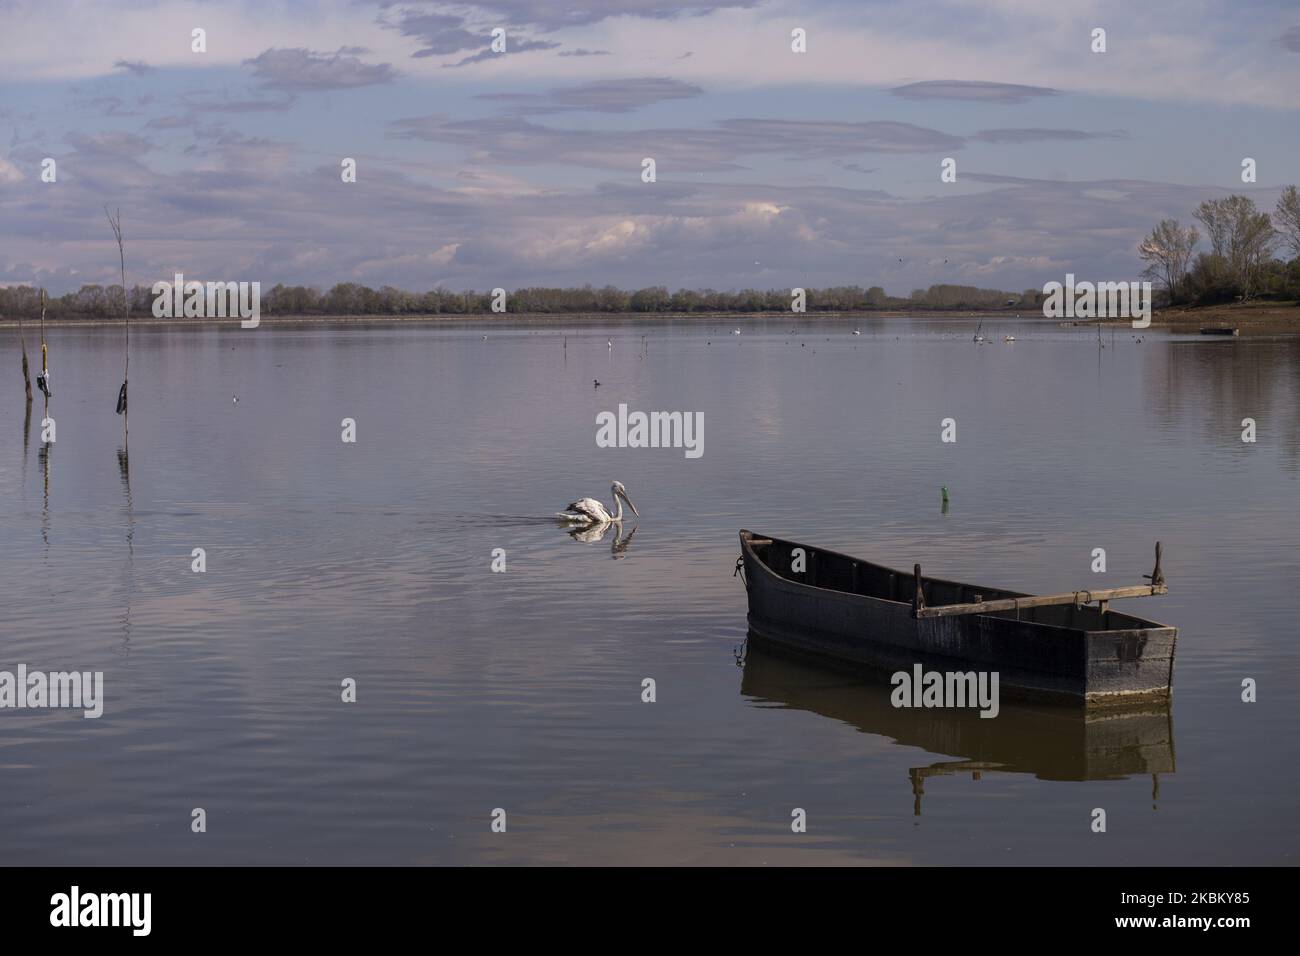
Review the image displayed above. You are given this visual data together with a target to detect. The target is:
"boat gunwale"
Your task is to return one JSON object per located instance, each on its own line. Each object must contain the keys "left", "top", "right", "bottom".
{"left": 738, "top": 529, "right": 1175, "bottom": 635}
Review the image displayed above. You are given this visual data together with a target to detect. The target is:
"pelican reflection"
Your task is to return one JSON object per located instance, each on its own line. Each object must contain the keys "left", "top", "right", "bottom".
{"left": 567, "top": 519, "right": 638, "bottom": 557}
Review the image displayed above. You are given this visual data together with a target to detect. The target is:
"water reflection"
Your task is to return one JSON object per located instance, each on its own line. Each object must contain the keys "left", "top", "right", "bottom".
{"left": 22, "top": 398, "right": 31, "bottom": 481}
{"left": 1149, "top": 337, "right": 1300, "bottom": 468}
{"left": 38, "top": 394, "right": 51, "bottom": 548}
{"left": 740, "top": 643, "right": 1175, "bottom": 812}
{"left": 565, "top": 520, "right": 638, "bottom": 557}
{"left": 4, "top": 316, "right": 1295, "bottom": 865}
{"left": 116, "top": 446, "right": 134, "bottom": 659}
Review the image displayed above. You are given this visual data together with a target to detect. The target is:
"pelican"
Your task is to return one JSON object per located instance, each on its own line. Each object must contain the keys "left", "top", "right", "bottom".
{"left": 557, "top": 481, "right": 639, "bottom": 524}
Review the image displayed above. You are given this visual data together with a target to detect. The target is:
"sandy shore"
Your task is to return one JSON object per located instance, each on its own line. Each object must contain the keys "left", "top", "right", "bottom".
{"left": 1148, "top": 303, "right": 1300, "bottom": 334}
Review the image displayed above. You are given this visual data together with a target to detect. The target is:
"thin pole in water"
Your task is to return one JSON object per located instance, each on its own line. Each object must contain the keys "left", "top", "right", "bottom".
{"left": 105, "top": 206, "right": 129, "bottom": 445}
{"left": 39, "top": 288, "right": 47, "bottom": 389}
{"left": 17, "top": 297, "right": 32, "bottom": 402}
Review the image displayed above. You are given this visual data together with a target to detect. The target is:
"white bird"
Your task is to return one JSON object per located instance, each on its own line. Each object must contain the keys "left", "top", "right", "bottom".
{"left": 557, "top": 481, "right": 639, "bottom": 524}
{"left": 852, "top": 329, "right": 861, "bottom": 335}
{"left": 232, "top": 394, "right": 238, "bottom": 403}
{"left": 731, "top": 328, "right": 741, "bottom": 335}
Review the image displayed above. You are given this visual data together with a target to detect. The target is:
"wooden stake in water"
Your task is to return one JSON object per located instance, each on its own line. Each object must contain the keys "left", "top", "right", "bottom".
{"left": 36, "top": 288, "right": 51, "bottom": 399}
{"left": 105, "top": 206, "right": 129, "bottom": 441}
{"left": 16, "top": 298, "right": 32, "bottom": 402}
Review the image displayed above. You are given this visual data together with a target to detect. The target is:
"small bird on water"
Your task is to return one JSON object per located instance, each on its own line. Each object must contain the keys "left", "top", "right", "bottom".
{"left": 593, "top": 379, "right": 601, "bottom": 388}
{"left": 232, "top": 395, "right": 238, "bottom": 404}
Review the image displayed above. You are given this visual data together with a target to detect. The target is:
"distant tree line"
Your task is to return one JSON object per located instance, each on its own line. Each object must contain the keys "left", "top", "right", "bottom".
{"left": 0, "top": 281, "right": 1043, "bottom": 319}
{"left": 1139, "top": 186, "right": 1300, "bottom": 305}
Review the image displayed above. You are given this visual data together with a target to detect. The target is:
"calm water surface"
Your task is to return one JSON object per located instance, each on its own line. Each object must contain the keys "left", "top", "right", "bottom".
{"left": 1, "top": 315, "right": 1297, "bottom": 865}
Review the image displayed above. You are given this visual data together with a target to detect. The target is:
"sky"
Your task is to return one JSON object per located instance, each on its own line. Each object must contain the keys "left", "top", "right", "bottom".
{"left": 1, "top": 0, "right": 1299, "bottom": 296}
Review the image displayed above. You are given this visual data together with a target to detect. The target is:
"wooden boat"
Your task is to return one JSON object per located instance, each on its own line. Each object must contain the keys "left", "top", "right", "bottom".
{"left": 738, "top": 530, "right": 1177, "bottom": 705}
{"left": 1199, "top": 327, "right": 1239, "bottom": 336}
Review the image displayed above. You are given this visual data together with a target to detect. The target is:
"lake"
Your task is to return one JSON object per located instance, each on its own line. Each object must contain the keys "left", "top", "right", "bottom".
{"left": 1, "top": 314, "right": 1297, "bottom": 865}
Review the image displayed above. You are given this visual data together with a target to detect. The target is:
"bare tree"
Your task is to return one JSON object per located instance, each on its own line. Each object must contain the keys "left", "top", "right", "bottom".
{"left": 1138, "top": 219, "right": 1199, "bottom": 304}
{"left": 1275, "top": 185, "right": 1300, "bottom": 260}
{"left": 1193, "top": 196, "right": 1277, "bottom": 299}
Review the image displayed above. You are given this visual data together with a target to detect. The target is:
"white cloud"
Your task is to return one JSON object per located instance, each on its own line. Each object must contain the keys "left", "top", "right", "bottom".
{"left": 0, "top": 155, "right": 24, "bottom": 183}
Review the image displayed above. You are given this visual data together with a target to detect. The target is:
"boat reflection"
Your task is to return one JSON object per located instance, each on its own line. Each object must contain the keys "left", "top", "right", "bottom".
{"left": 739, "top": 640, "right": 1175, "bottom": 813}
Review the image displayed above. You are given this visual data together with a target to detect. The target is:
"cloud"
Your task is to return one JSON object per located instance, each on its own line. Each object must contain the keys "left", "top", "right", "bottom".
{"left": 146, "top": 115, "right": 200, "bottom": 130}
{"left": 77, "top": 95, "right": 143, "bottom": 117}
{"left": 445, "top": 38, "right": 559, "bottom": 67}
{"left": 0, "top": 154, "right": 22, "bottom": 184}
{"left": 4, "top": 125, "right": 1285, "bottom": 301}
{"left": 436, "top": 0, "right": 759, "bottom": 31}
{"left": 398, "top": 12, "right": 485, "bottom": 58}
{"left": 890, "top": 80, "right": 1060, "bottom": 103}
{"left": 389, "top": 115, "right": 964, "bottom": 170}
{"left": 971, "top": 128, "right": 1129, "bottom": 144}
{"left": 65, "top": 131, "right": 153, "bottom": 158}
{"left": 3, "top": 0, "right": 1299, "bottom": 298}
{"left": 113, "top": 59, "right": 154, "bottom": 74}
{"left": 244, "top": 47, "right": 397, "bottom": 89}
{"left": 392, "top": 9, "right": 565, "bottom": 63}
{"left": 179, "top": 91, "right": 297, "bottom": 113}
{"left": 477, "top": 77, "right": 702, "bottom": 114}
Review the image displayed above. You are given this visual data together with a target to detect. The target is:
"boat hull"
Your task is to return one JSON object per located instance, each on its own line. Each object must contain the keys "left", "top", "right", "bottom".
{"left": 740, "top": 531, "right": 1176, "bottom": 705}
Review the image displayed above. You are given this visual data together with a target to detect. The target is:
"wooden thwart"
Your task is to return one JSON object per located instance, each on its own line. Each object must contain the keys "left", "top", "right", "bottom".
{"left": 915, "top": 583, "right": 1167, "bottom": 619}
{"left": 913, "top": 541, "right": 1167, "bottom": 620}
